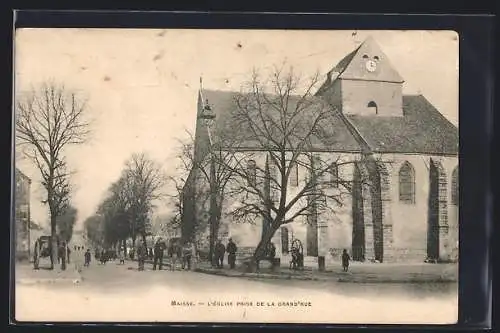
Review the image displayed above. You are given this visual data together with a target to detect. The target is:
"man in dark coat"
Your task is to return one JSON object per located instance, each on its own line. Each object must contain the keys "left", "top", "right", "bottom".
{"left": 153, "top": 238, "right": 166, "bottom": 270}
{"left": 84, "top": 249, "right": 91, "bottom": 267}
{"left": 214, "top": 239, "right": 226, "bottom": 269}
{"left": 226, "top": 238, "right": 237, "bottom": 269}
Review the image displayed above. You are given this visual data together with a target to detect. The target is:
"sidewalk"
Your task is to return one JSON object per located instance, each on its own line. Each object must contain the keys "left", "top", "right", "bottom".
{"left": 194, "top": 261, "right": 458, "bottom": 283}
{"left": 15, "top": 262, "right": 82, "bottom": 286}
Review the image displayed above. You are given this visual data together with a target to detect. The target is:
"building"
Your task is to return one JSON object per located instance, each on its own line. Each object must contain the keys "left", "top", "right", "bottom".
{"left": 182, "top": 37, "right": 458, "bottom": 264}
{"left": 14, "top": 168, "right": 32, "bottom": 261}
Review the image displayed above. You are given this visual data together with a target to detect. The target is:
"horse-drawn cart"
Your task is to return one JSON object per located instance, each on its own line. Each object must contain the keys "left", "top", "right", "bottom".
{"left": 33, "top": 235, "right": 59, "bottom": 269}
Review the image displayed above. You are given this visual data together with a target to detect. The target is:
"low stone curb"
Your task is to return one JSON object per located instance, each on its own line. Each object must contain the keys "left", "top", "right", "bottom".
{"left": 194, "top": 268, "right": 457, "bottom": 284}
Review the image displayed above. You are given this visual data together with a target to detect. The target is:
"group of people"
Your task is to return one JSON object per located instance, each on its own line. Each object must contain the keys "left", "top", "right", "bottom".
{"left": 135, "top": 238, "right": 198, "bottom": 272}
{"left": 213, "top": 238, "right": 238, "bottom": 269}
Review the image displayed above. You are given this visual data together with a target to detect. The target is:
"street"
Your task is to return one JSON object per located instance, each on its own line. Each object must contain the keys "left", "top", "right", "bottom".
{"left": 14, "top": 260, "right": 458, "bottom": 324}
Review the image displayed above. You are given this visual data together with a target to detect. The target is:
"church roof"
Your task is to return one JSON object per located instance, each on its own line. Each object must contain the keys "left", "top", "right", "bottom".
{"left": 198, "top": 89, "right": 363, "bottom": 153}
{"left": 346, "top": 95, "right": 458, "bottom": 155}
{"left": 197, "top": 90, "right": 458, "bottom": 156}
{"left": 331, "top": 36, "right": 405, "bottom": 83}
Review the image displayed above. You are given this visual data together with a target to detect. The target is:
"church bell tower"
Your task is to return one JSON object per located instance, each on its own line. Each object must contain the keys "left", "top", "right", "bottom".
{"left": 317, "top": 36, "right": 405, "bottom": 117}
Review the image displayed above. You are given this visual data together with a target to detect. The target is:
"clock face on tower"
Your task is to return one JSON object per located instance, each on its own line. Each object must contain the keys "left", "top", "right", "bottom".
{"left": 365, "top": 60, "right": 377, "bottom": 72}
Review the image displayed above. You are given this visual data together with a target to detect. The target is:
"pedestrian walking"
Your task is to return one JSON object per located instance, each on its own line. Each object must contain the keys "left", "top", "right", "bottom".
{"left": 341, "top": 249, "right": 351, "bottom": 272}
{"left": 214, "top": 239, "right": 225, "bottom": 268}
{"left": 84, "top": 249, "right": 91, "bottom": 267}
{"left": 226, "top": 238, "right": 237, "bottom": 269}
{"left": 153, "top": 238, "right": 166, "bottom": 270}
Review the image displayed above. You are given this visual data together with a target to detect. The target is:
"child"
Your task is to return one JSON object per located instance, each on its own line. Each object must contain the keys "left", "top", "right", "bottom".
{"left": 341, "top": 249, "right": 350, "bottom": 272}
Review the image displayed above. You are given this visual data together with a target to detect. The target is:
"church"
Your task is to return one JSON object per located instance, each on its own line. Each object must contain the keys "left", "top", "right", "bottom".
{"left": 182, "top": 36, "right": 459, "bottom": 264}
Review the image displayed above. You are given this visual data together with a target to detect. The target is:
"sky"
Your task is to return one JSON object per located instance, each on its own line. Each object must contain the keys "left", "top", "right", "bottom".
{"left": 14, "top": 29, "right": 459, "bottom": 231}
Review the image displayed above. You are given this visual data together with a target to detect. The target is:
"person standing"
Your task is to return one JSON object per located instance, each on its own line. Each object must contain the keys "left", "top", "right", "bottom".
{"left": 84, "top": 249, "right": 91, "bottom": 267}
{"left": 153, "top": 238, "right": 166, "bottom": 270}
{"left": 214, "top": 239, "right": 225, "bottom": 269}
{"left": 226, "top": 238, "right": 237, "bottom": 269}
{"left": 341, "top": 249, "right": 351, "bottom": 272}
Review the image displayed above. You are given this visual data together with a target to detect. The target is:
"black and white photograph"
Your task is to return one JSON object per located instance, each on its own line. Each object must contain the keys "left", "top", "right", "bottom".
{"left": 13, "top": 29, "right": 459, "bottom": 324}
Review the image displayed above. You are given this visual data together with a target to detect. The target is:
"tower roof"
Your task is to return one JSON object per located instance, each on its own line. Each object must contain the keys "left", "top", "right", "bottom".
{"left": 330, "top": 36, "right": 405, "bottom": 83}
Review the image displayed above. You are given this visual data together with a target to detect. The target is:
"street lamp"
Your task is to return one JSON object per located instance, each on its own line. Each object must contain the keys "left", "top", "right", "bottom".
{"left": 198, "top": 97, "right": 217, "bottom": 266}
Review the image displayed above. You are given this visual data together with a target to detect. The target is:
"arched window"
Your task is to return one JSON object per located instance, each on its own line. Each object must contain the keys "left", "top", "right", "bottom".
{"left": 451, "top": 167, "right": 458, "bottom": 205}
{"left": 367, "top": 101, "right": 378, "bottom": 114}
{"left": 399, "top": 161, "right": 415, "bottom": 204}
{"left": 247, "top": 160, "right": 256, "bottom": 186}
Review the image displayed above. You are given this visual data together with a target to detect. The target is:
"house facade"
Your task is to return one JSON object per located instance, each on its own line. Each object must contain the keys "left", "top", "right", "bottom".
{"left": 182, "top": 37, "right": 458, "bottom": 264}
{"left": 15, "top": 168, "right": 32, "bottom": 261}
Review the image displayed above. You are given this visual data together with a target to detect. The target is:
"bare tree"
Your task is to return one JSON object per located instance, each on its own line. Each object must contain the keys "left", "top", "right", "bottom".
{"left": 214, "top": 66, "right": 377, "bottom": 269}
{"left": 122, "top": 152, "right": 166, "bottom": 246}
{"left": 172, "top": 130, "right": 243, "bottom": 261}
{"left": 16, "top": 82, "right": 90, "bottom": 269}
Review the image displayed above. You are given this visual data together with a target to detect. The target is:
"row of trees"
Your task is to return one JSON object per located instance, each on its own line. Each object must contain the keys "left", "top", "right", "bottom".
{"left": 174, "top": 66, "right": 378, "bottom": 268}
{"left": 16, "top": 82, "right": 88, "bottom": 268}
{"left": 83, "top": 153, "right": 167, "bottom": 254}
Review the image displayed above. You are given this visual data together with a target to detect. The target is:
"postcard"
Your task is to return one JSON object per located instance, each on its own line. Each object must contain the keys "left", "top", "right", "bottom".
{"left": 13, "top": 28, "right": 458, "bottom": 324}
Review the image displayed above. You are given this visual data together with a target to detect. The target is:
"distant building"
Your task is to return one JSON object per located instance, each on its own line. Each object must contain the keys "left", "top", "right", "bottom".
{"left": 15, "top": 168, "right": 31, "bottom": 261}
{"left": 182, "top": 37, "right": 458, "bottom": 264}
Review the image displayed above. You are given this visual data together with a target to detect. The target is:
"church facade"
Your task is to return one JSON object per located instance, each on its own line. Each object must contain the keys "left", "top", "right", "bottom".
{"left": 182, "top": 37, "right": 458, "bottom": 264}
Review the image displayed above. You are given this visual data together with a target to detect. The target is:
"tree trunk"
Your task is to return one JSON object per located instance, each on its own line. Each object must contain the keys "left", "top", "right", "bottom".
{"left": 50, "top": 214, "right": 57, "bottom": 270}
{"left": 141, "top": 233, "right": 147, "bottom": 246}
{"left": 122, "top": 239, "right": 127, "bottom": 257}
{"left": 132, "top": 235, "right": 136, "bottom": 248}
{"left": 246, "top": 223, "right": 279, "bottom": 272}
